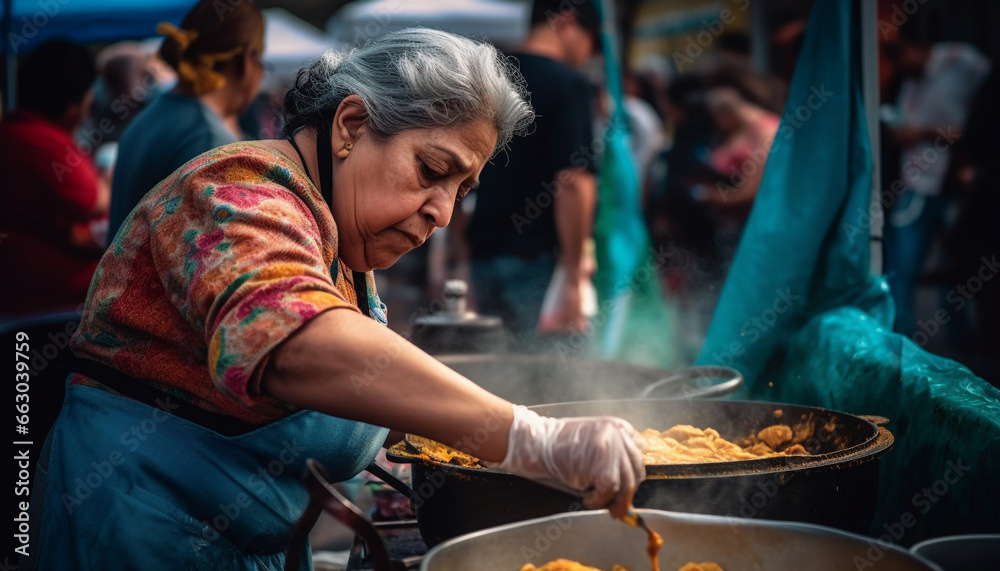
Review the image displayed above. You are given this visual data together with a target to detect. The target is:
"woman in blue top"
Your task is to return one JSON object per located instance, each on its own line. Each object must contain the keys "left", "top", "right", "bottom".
{"left": 108, "top": 0, "right": 266, "bottom": 238}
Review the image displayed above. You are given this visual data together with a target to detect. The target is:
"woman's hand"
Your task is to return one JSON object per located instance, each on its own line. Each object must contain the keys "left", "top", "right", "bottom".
{"left": 493, "top": 405, "right": 646, "bottom": 519}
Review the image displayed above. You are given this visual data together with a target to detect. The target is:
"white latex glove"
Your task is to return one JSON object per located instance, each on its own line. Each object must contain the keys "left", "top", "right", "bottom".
{"left": 493, "top": 405, "right": 646, "bottom": 518}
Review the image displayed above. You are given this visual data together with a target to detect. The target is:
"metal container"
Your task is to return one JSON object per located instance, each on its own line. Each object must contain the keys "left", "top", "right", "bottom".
{"left": 410, "top": 280, "right": 506, "bottom": 354}
{"left": 910, "top": 534, "right": 1000, "bottom": 571}
{"left": 421, "top": 510, "right": 942, "bottom": 571}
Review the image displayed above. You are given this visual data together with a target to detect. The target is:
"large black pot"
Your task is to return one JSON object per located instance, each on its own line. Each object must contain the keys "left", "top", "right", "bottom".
{"left": 384, "top": 398, "right": 894, "bottom": 547}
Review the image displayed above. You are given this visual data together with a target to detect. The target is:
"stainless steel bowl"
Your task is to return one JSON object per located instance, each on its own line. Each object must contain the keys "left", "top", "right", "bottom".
{"left": 910, "top": 534, "right": 1000, "bottom": 571}
{"left": 420, "top": 510, "right": 942, "bottom": 571}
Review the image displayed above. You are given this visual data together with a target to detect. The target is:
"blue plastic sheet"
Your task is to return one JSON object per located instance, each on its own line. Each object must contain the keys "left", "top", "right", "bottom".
{"left": 766, "top": 280, "right": 1000, "bottom": 543}
{"left": 1, "top": 0, "right": 195, "bottom": 55}
{"left": 696, "top": 0, "right": 1000, "bottom": 543}
{"left": 591, "top": 0, "right": 677, "bottom": 368}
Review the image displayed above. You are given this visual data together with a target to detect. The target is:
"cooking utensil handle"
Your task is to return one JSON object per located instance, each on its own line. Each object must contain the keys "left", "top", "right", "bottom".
{"left": 366, "top": 461, "right": 416, "bottom": 503}
{"left": 859, "top": 415, "right": 890, "bottom": 427}
{"left": 637, "top": 366, "right": 744, "bottom": 399}
{"left": 300, "top": 459, "right": 395, "bottom": 571}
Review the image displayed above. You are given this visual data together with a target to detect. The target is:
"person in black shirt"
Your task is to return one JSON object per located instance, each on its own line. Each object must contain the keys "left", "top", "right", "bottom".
{"left": 464, "top": 0, "right": 600, "bottom": 347}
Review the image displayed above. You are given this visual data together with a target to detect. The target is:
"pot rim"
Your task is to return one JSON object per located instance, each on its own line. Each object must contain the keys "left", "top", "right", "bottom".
{"left": 420, "top": 509, "right": 944, "bottom": 571}
{"left": 389, "top": 398, "right": 895, "bottom": 479}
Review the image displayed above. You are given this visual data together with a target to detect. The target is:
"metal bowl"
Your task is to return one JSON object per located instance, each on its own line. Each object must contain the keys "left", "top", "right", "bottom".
{"left": 910, "top": 534, "right": 1000, "bottom": 571}
{"left": 420, "top": 510, "right": 942, "bottom": 571}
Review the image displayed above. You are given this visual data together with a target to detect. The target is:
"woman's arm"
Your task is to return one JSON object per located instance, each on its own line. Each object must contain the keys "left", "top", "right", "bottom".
{"left": 261, "top": 306, "right": 647, "bottom": 516}
{"left": 261, "top": 307, "right": 514, "bottom": 462}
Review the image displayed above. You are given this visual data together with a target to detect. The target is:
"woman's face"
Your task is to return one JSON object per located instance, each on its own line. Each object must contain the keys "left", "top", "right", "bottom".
{"left": 333, "top": 118, "right": 497, "bottom": 271}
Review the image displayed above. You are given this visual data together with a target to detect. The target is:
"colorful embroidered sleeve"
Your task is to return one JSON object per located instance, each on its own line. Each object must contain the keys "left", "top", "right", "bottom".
{"left": 145, "top": 148, "right": 360, "bottom": 405}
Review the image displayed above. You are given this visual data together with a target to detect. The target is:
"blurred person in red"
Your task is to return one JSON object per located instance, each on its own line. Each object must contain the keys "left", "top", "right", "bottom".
{"left": 0, "top": 40, "right": 107, "bottom": 319}
{"left": 700, "top": 66, "right": 780, "bottom": 230}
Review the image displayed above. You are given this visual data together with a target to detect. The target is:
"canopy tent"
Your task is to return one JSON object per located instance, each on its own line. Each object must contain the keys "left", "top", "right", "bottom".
{"left": 259, "top": 7, "right": 333, "bottom": 91}
{"left": 326, "top": 0, "right": 529, "bottom": 49}
{"left": 0, "top": 0, "right": 195, "bottom": 55}
{"left": 1, "top": 0, "right": 331, "bottom": 110}
{"left": 2, "top": 0, "right": 196, "bottom": 110}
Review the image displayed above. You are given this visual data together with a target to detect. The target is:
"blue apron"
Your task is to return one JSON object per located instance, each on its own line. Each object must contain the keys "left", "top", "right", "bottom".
{"left": 30, "top": 130, "right": 391, "bottom": 570}
{"left": 32, "top": 380, "right": 387, "bottom": 570}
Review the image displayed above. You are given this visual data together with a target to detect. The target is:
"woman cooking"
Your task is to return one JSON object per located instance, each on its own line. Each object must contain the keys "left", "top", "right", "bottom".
{"left": 25, "top": 29, "right": 646, "bottom": 570}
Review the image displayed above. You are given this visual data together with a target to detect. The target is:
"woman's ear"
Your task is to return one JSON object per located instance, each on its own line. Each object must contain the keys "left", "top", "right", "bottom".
{"left": 332, "top": 94, "right": 369, "bottom": 159}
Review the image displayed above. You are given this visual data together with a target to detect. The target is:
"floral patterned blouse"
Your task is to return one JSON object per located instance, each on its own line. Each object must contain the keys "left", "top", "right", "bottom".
{"left": 70, "top": 142, "right": 387, "bottom": 424}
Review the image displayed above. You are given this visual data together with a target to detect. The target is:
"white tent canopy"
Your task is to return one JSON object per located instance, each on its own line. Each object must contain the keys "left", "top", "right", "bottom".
{"left": 327, "top": 0, "right": 530, "bottom": 50}
{"left": 262, "top": 7, "right": 334, "bottom": 90}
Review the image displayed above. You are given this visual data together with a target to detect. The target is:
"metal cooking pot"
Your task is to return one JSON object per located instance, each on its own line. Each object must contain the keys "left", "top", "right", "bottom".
{"left": 420, "top": 510, "right": 941, "bottom": 571}
{"left": 909, "top": 534, "right": 1000, "bottom": 571}
{"left": 384, "top": 399, "right": 893, "bottom": 547}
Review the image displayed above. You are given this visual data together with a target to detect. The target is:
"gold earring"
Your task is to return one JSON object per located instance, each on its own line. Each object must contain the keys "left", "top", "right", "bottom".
{"left": 344, "top": 143, "right": 353, "bottom": 151}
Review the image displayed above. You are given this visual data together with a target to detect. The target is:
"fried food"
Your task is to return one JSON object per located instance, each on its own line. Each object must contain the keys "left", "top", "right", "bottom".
{"left": 519, "top": 561, "right": 625, "bottom": 571}
{"left": 409, "top": 420, "right": 811, "bottom": 469}
{"left": 406, "top": 434, "right": 482, "bottom": 468}
{"left": 521, "top": 562, "right": 722, "bottom": 571}
{"left": 755, "top": 424, "right": 793, "bottom": 449}
{"left": 641, "top": 424, "right": 810, "bottom": 464}
{"left": 622, "top": 511, "right": 663, "bottom": 571}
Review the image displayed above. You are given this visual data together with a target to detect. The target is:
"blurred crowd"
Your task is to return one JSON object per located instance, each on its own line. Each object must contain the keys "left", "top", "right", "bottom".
{"left": 0, "top": 0, "right": 995, "bottom": 383}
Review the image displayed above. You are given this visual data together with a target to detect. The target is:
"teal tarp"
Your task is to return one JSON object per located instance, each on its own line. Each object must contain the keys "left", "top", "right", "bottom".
{"left": 590, "top": 0, "right": 676, "bottom": 368}
{"left": 696, "top": 0, "right": 1000, "bottom": 543}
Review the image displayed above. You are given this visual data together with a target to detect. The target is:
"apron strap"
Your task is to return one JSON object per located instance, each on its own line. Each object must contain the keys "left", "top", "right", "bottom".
{"left": 315, "top": 118, "right": 335, "bottom": 210}
{"left": 287, "top": 128, "right": 371, "bottom": 319}
{"left": 70, "top": 357, "right": 258, "bottom": 436}
{"left": 353, "top": 270, "right": 370, "bottom": 317}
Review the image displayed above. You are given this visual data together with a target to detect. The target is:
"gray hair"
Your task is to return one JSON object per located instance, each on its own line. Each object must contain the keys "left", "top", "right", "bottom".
{"left": 282, "top": 28, "right": 534, "bottom": 155}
